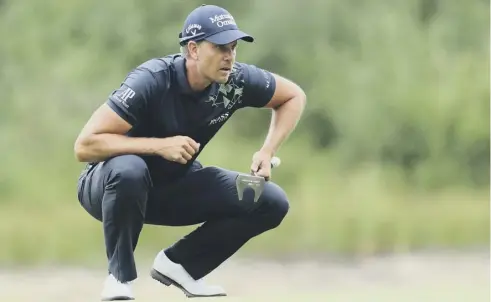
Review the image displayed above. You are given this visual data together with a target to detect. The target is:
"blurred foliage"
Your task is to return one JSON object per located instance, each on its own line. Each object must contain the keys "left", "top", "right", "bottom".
{"left": 0, "top": 0, "right": 489, "bottom": 263}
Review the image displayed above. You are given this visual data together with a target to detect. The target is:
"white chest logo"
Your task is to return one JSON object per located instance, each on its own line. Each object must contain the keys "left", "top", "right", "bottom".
{"left": 208, "top": 112, "right": 230, "bottom": 126}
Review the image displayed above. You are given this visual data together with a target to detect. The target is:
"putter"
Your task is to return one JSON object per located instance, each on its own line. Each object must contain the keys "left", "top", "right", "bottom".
{"left": 235, "top": 157, "right": 281, "bottom": 202}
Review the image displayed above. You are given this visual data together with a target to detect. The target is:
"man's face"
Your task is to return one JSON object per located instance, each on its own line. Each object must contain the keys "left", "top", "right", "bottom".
{"left": 196, "top": 40, "right": 237, "bottom": 84}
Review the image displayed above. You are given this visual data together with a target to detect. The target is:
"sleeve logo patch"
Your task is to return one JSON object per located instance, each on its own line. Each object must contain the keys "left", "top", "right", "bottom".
{"left": 115, "top": 87, "right": 135, "bottom": 108}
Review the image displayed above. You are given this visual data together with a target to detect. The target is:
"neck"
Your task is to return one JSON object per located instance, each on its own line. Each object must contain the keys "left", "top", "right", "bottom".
{"left": 185, "top": 58, "right": 212, "bottom": 91}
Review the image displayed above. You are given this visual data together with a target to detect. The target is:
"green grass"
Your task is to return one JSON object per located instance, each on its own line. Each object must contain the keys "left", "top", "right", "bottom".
{"left": 1, "top": 139, "right": 488, "bottom": 265}
{"left": 1, "top": 256, "right": 488, "bottom": 302}
{"left": 0, "top": 0, "right": 489, "bottom": 266}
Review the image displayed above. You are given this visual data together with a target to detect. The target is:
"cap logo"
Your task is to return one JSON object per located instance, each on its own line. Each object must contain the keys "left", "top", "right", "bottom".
{"left": 185, "top": 23, "right": 202, "bottom": 35}
{"left": 209, "top": 14, "right": 236, "bottom": 27}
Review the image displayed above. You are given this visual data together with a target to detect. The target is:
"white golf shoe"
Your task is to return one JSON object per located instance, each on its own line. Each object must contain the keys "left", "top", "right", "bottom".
{"left": 101, "top": 274, "right": 135, "bottom": 301}
{"left": 150, "top": 250, "right": 227, "bottom": 298}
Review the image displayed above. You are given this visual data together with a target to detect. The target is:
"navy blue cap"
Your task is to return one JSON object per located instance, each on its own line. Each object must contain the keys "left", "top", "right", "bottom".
{"left": 179, "top": 4, "right": 254, "bottom": 46}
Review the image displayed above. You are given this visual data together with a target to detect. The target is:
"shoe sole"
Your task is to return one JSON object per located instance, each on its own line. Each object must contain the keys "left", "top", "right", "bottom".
{"left": 101, "top": 296, "right": 134, "bottom": 301}
{"left": 150, "top": 269, "right": 227, "bottom": 298}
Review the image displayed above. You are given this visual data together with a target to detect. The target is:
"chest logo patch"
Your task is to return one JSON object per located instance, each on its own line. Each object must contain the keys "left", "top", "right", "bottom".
{"left": 206, "top": 67, "right": 244, "bottom": 109}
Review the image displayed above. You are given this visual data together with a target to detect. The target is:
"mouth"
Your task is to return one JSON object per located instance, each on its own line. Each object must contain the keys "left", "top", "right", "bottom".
{"left": 219, "top": 67, "right": 231, "bottom": 72}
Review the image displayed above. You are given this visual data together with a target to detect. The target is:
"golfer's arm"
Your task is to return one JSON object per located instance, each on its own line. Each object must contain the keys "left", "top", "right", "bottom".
{"left": 74, "top": 103, "right": 159, "bottom": 162}
{"left": 260, "top": 74, "right": 306, "bottom": 156}
{"left": 75, "top": 133, "right": 160, "bottom": 162}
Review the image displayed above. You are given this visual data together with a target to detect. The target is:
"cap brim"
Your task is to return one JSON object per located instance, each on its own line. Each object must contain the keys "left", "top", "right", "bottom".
{"left": 205, "top": 29, "right": 254, "bottom": 45}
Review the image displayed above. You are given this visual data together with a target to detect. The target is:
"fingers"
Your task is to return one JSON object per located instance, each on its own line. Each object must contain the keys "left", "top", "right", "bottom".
{"left": 250, "top": 160, "right": 261, "bottom": 174}
{"left": 181, "top": 149, "right": 193, "bottom": 161}
{"left": 174, "top": 156, "right": 187, "bottom": 164}
{"left": 175, "top": 136, "right": 201, "bottom": 164}
{"left": 251, "top": 160, "right": 271, "bottom": 179}
{"left": 185, "top": 137, "right": 200, "bottom": 153}
{"left": 175, "top": 146, "right": 194, "bottom": 164}
{"left": 182, "top": 143, "right": 196, "bottom": 158}
{"left": 167, "top": 151, "right": 187, "bottom": 164}
{"left": 250, "top": 151, "right": 273, "bottom": 180}
{"left": 255, "top": 166, "right": 271, "bottom": 181}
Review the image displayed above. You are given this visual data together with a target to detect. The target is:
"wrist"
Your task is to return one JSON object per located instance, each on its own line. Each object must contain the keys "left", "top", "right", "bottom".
{"left": 147, "top": 137, "right": 164, "bottom": 155}
{"left": 259, "top": 146, "right": 275, "bottom": 158}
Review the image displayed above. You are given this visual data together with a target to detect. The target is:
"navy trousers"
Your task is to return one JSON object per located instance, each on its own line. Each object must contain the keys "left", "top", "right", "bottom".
{"left": 77, "top": 155, "right": 289, "bottom": 283}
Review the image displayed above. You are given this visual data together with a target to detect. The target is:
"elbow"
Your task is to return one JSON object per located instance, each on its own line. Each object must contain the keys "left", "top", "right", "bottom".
{"left": 288, "top": 84, "right": 307, "bottom": 109}
{"left": 73, "top": 137, "right": 90, "bottom": 162}
{"left": 298, "top": 87, "right": 307, "bottom": 107}
{"left": 74, "top": 144, "right": 87, "bottom": 162}
{"left": 296, "top": 87, "right": 307, "bottom": 107}
{"left": 283, "top": 89, "right": 306, "bottom": 111}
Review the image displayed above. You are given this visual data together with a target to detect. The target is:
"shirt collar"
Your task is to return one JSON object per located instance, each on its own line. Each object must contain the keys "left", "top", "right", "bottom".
{"left": 175, "top": 55, "right": 215, "bottom": 98}
{"left": 175, "top": 56, "right": 195, "bottom": 96}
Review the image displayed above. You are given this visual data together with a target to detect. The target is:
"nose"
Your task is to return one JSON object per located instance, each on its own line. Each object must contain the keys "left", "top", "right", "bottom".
{"left": 221, "top": 45, "right": 235, "bottom": 60}
{"left": 223, "top": 48, "right": 234, "bottom": 61}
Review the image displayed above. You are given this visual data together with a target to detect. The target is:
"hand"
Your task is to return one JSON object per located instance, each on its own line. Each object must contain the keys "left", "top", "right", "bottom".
{"left": 154, "top": 136, "right": 200, "bottom": 164}
{"left": 250, "top": 150, "right": 273, "bottom": 181}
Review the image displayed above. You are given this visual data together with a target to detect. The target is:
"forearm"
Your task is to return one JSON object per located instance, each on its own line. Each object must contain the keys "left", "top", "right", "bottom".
{"left": 260, "top": 95, "right": 306, "bottom": 156}
{"left": 74, "top": 133, "right": 158, "bottom": 162}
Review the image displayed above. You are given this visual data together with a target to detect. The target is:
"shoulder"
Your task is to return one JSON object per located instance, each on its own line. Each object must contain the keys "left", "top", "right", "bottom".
{"left": 233, "top": 61, "right": 274, "bottom": 88}
{"left": 226, "top": 61, "right": 276, "bottom": 108}
{"left": 136, "top": 54, "right": 181, "bottom": 74}
{"left": 126, "top": 54, "right": 184, "bottom": 90}
{"left": 224, "top": 61, "right": 269, "bottom": 87}
{"left": 230, "top": 61, "right": 251, "bottom": 81}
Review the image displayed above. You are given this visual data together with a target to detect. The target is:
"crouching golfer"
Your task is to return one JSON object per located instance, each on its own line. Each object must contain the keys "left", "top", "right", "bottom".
{"left": 74, "top": 4, "right": 306, "bottom": 300}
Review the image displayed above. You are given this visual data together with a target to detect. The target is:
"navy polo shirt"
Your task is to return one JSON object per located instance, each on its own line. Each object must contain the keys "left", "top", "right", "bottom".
{"left": 106, "top": 54, "right": 276, "bottom": 183}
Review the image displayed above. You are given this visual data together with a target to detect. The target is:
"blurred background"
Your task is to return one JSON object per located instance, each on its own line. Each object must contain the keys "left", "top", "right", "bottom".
{"left": 0, "top": 0, "right": 489, "bottom": 301}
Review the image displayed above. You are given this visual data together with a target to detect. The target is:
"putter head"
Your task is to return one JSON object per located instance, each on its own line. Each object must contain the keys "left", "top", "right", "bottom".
{"left": 235, "top": 173, "right": 266, "bottom": 202}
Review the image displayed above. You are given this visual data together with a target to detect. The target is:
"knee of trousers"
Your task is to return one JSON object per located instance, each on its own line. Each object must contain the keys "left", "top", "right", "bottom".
{"left": 256, "top": 182, "right": 290, "bottom": 229}
{"left": 103, "top": 155, "right": 153, "bottom": 196}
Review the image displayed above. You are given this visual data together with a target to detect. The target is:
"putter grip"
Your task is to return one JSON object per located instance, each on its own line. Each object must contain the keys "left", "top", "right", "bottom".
{"left": 271, "top": 156, "right": 281, "bottom": 168}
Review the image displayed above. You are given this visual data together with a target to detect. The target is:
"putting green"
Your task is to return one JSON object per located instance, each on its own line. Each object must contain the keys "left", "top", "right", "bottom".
{"left": 0, "top": 253, "right": 488, "bottom": 302}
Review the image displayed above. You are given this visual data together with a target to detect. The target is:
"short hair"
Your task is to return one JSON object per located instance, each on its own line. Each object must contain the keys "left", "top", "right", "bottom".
{"left": 180, "top": 40, "right": 203, "bottom": 57}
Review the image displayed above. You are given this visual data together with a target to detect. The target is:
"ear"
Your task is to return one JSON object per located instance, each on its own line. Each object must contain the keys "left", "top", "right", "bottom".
{"left": 188, "top": 41, "right": 200, "bottom": 60}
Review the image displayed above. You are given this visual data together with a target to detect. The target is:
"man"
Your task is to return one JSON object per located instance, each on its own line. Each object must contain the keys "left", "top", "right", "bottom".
{"left": 74, "top": 4, "right": 306, "bottom": 301}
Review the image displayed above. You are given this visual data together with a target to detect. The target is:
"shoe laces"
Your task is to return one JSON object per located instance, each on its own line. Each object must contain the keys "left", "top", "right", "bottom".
{"left": 110, "top": 275, "right": 132, "bottom": 285}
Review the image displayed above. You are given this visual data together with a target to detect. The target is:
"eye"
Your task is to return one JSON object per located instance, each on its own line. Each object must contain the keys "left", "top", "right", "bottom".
{"left": 215, "top": 43, "right": 237, "bottom": 52}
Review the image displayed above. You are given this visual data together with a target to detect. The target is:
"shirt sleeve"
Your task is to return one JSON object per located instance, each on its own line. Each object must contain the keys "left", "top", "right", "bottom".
{"left": 106, "top": 68, "right": 159, "bottom": 126}
{"left": 240, "top": 63, "right": 277, "bottom": 108}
